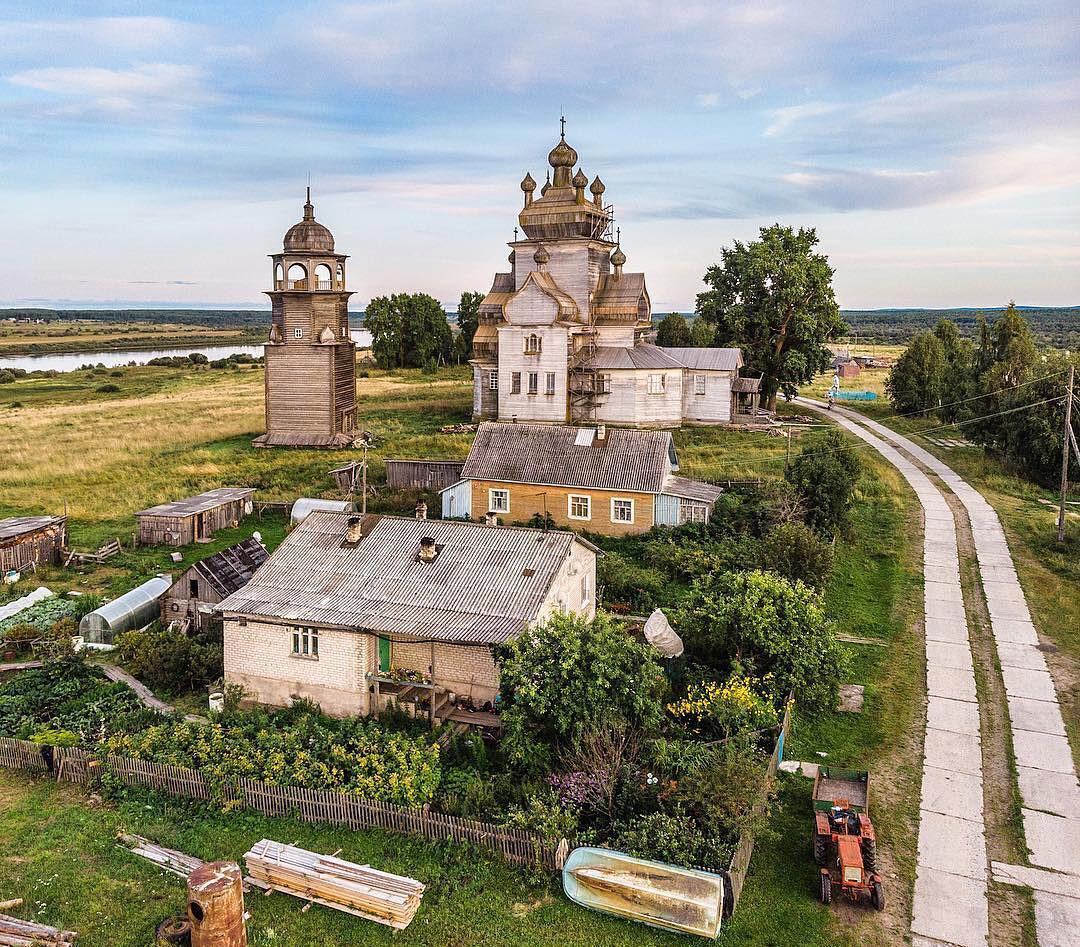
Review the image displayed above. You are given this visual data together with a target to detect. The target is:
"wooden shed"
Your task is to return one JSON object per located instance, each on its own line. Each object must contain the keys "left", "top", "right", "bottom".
{"left": 136, "top": 488, "right": 256, "bottom": 547}
{"left": 0, "top": 515, "right": 68, "bottom": 573}
{"left": 161, "top": 537, "right": 268, "bottom": 633}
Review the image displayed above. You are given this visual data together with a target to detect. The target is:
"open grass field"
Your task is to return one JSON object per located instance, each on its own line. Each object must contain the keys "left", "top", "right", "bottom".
{"left": 0, "top": 319, "right": 264, "bottom": 355}
{"left": 0, "top": 362, "right": 926, "bottom": 945}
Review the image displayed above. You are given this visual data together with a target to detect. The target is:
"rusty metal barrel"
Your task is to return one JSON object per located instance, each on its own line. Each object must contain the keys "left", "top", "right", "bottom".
{"left": 186, "top": 861, "right": 247, "bottom": 947}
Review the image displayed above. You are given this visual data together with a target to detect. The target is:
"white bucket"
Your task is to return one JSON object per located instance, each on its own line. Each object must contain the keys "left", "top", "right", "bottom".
{"left": 208, "top": 692, "right": 225, "bottom": 713}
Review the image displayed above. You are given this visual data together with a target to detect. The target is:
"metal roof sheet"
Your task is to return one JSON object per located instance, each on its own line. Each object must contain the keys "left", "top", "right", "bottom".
{"left": 137, "top": 487, "right": 255, "bottom": 518}
{"left": 189, "top": 538, "right": 269, "bottom": 598}
{"left": 585, "top": 344, "right": 683, "bottom": 371}
{"left": 461, "top": 421, "right": 675, "bottom": 493}
{"left": 0, "top": 515, "right": 65, "bottom": 542}
{"left": 732, "top": 376, "right": 762, "bottom": 392}
{"left": 659, "top": 347, "right": 743, "bottom": 371}
{"left": 660, "top": 475, "right": 725, "bottom": 504}
{"left": 217, "top": 512, "right": 589, "bottom": 645}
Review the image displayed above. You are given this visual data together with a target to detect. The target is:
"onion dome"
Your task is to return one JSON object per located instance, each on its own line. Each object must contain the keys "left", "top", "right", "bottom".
{"left": 533, "top": 243, "right": 550, "bottom": 266}
{"left": 508, "top": 249, "right": 516, "bottom": 265}
{"left": 540, "top": 170, "right": 551, "bottom": 195}
{"left": 520, "top": 172, "right": 536, "bottom": 193}
{"left": 590, "top": 176, "right": 605, "bottom": 197}
{"left": 572, "top": 168, "right": 588, "bottom": 189}
{"left": 548, "top": 134, "right": 578, "bottom": 169}
{"left": 284, "top": 188, "right": 334, "bottom": 252}
{"left": 318, "top": 325, "right": 336, "bottom": 343}
{"left": 610, "top": 245, "right": 626, "bottom": 267}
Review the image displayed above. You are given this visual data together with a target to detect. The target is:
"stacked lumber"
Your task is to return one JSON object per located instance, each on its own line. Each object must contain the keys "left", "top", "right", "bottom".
{"left": 0, "top": 913, "right": 77, "bottom": 946}
{"left": 244, "top": 839, "right": 424, "bottom": 930}
{"left": 118, "top": 834, "right": 268, "bottom": 890}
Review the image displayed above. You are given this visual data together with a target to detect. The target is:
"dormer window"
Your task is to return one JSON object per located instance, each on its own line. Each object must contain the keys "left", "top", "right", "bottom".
{"left": 524, "top": 334, "right": 542, "bottom": 355}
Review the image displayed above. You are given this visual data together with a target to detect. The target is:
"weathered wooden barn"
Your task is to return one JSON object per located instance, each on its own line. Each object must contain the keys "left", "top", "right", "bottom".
{"left": 440, "top": 421, "right": 723, "bottom": 535}
{"left": 0, "top": 516, "right": 68, "bottom": 573}
{"left": 136, "top": 488, "right": 256, "bottom": 547}
{"left": 161, "top": 538, "right": 268, "bottom": 632}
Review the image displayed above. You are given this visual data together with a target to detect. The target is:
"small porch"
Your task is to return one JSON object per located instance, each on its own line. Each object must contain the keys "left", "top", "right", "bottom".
{"left": 731, "top": 375, "right": 765, "bottom": 422}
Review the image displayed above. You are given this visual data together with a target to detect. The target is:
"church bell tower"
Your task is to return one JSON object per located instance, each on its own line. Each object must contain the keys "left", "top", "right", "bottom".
{"left": 253, "top": 190, "right": 357, "bottom": 448}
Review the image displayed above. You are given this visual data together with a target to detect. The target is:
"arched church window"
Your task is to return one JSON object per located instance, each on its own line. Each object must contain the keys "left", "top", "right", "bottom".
{"left": 336, "top": 263, "right": 345, "bottom": 286}
{"left": 314, "top": 263, "right": 333, "bottom": 290}
{"left": 524, "top": 333, "right": 542, "bottom": 355}
{"left": 274, "top": 262, "right": 284, "bottom": 288}
{"left": 287, "top": 263, "right": 308, "bottom": 290}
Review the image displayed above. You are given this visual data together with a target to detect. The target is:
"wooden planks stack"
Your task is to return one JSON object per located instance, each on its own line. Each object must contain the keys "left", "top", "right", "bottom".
{"left": 243, "top": 840, "right": 424, "bottom": 930}
{"left": 0, "top": 913, "right": 77, "bottom": 946}
{"left": 119, "top": 834, "right": 206, "bottom": 879}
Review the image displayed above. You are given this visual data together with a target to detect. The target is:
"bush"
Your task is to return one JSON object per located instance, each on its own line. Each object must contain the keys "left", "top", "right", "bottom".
{"left": 0, "top": 370, "right": 15, "bottom": 384}
{"left": 504, "top": 795, "right": 580, "bottom": 844}
{"left": 612, "top": 809, "right": 732, "bottom": 870}
{"left": 786, "top": 429, "right": 860, "bottom": 535}
{"left": 757, "top": 521, "right": 834, "bottom": 588}
{"left": 676, "top": 570, "right": 847, "bottom": 710}
{"left": 597, "top": 552, "right": 667, "bottom": 612}
{"left": 115, "top": 627, "right": 223, "bottom": 694}
{"left": 96, "top": 383, "right": 121, "bottom": 393}
{"left": 666, "top": 676, "right": 779, "bottom": 740}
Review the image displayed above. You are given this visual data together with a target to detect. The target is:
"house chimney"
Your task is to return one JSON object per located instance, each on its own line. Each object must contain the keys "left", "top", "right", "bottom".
{"left": 484, "top": 510, "right": 499, "bottom": 527}
{"left": 344, "top": 515, "right": 363, "bottom": 545}
{"left": 595, "top": 423, "right": 606, "bottom": 442}
{"left": 418, "top": 536, "right": 438, "bottom": 562}
{"left": 415, "top": 499, "right": 428, "bottom": 520}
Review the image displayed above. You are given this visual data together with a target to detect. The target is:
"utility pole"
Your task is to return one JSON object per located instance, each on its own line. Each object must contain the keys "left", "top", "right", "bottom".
{"left": 1058, "top": 365, "right": 1075, "bottom": 543}
{"left": 785, "top": 425, "right": 792, "bottom": 469}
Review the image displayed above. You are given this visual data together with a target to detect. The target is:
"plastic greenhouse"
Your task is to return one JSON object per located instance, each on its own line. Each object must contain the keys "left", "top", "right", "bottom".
{"left": 79, "top": 574, "right": 171, "bottom": 644}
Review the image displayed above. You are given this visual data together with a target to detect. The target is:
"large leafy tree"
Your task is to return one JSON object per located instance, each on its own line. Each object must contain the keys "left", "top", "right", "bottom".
{"left": 655, "top": 313, "right": 691, "bottom": 347}
{"left": 365, "top": 293, "right": 453, "bottom": 369}
{"left": 885, "top": 330, "right": 946, "bottom": 415}
{"left": 786, "top": 428, "right": 861, "bottom": 535}
{"left": 932, "top": 319, "right": 975, "bottom": 421}
{"left": 695, "top": 225, "right": 845, "bottom": 409}
{"left": 455, "top": 290, "right": 483, "bottom": 362}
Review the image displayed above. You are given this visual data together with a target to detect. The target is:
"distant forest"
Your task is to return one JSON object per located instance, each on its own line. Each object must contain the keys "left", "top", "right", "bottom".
{"left": 839, "top": 307, "right": 1080, "bottom": 348}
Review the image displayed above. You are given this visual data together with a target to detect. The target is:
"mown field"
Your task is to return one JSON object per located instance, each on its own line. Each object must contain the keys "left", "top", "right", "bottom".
{"left": 0, "top": 362, "right": 924, "bottom": 946}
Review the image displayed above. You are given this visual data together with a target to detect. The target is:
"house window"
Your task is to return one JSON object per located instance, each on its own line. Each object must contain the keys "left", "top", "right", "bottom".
{"left": 293, "top": 327, "right": 304, "bottom": 339}
{"left": 188, "top": 579, "right": 199, "bottom": 597}
{"left": 527, "top": 372, "right": 538, "bottom": 395}
{"left": 545, "top": 372, "right": 556, "bottom": 395}
{"left": 648, "top": 374, "right": 666, "bottom": 395}
{"left": 511, "top": 372, "right": 521, "bottom": 394}
{"left": 568, "top": 495, "right": 591, "bottom": 520}
{"left": 598, "top": 374, "right": 611, "bottom": 394}
{"left": 489, "top": 488, "right": 510, "bottom": 513}
{"left": 580, "top": 572, "right": 591, "bottom": 607}
{"left": 291, "top": 626, "right": 319, "bottom": 658}
{"left": 611, "top": 498, "right": 635, "bottom": 524}
{"left": 488, "top": 370, "right": 498, "bottom": 391}
{"left": 524, "top": 334, "right": 542, "bottom": 355}
{"left": 694, "top": 374, "right": 706, "bottom": 396}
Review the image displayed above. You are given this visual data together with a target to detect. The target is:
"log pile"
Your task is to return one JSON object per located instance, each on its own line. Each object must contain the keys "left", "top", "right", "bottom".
{"left": 0, "top": 913, "right": 77, "bottom": 946}
{"left": 243, "top": 839, "right": 424, "bottom": 930}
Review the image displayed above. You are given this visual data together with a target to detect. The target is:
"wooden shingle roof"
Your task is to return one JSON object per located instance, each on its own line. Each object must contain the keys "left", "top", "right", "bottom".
{"left": 0, "top": 515, "right": 66, "bottom": 542}
{"left": 189, "top": 538, "right": 269, "bottom": 598}
{"left": 137, "top": 487, "right": 256, "bottom": 518}
{"left": 460, "top": 421, "right": 676, "bottom": 494}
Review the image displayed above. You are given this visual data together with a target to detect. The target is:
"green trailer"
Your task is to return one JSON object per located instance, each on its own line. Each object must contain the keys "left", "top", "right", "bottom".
{"left": 812, "top": 766, "right": 870, "bottom": 813}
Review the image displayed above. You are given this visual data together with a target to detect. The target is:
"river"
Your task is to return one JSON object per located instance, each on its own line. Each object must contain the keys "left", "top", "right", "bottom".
{"left": 0, "top": 329, "right": 372, "bottom": 373}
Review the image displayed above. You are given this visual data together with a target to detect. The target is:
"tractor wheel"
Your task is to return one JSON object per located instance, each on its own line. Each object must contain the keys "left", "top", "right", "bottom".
{"left": 156, "top": 916, "right": 191, "bottom": 946}
{"left": 862, "top": 837, "right": 878, "bottom": 874}
{"left": 820, "top": 872, "right": 832, "bottom": 905}
{"left": 812, "top": 832, "right": 828, "bottom": 867}
{"left": 871, "top": 881, "right": 885, "bottom": 912}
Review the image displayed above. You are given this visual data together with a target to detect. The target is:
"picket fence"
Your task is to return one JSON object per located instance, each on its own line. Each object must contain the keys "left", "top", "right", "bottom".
{"left": 0, "top": 736, "right": 48, "bottom": 772}
{"left": 33, "top": 744, "right": 566, "bottom": 870}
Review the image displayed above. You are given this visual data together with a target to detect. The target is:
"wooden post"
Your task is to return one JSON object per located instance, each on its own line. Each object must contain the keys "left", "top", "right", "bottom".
{"left": 361, "top": 444, "right": 368, "bottom": 516}
{"left": 429, "top": 641, "right": 436, "bottom": 729}
{"left": 1058, "top": 365, "right": 1075, "bottom": 543}
{"left": 187, "top": 862, "right": 247, "bottom": 947}
{"left": 785, "top": 425, "right": 791, "bottom": 469}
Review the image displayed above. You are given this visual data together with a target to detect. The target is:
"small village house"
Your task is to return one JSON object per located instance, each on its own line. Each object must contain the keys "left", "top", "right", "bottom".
{"left": 136, "top": 488, "right": 256, "bottom": 547}
{"left": 218, "top": 511, "right": 598, "bottom": 722}
{"left": 440, "top": 421, "right": 723, "bottom": 535}
{"left": 0, "top": 515, "right": 68, "bottom": 574}
{"left": 161, "top": 538, "right": 268, "bottom": 633}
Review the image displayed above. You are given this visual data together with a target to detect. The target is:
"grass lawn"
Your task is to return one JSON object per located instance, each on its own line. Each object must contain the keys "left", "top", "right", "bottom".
{"left": 0, "top": 363, "right": 926, "bottom": 946}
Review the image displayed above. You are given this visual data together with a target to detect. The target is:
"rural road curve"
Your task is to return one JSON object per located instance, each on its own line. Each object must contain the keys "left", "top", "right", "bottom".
{"left": 798, "top": 398, "right": 1080, "bottom": 947}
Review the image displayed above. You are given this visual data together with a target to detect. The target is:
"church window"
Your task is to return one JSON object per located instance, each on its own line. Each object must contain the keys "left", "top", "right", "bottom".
{"left": 511, "top": 372, "right": 521, "bottom": 394}
{"left": 648, "top": 374, "right": 666, "bottom": 395}
{"left": 598, "top": 374, "right": 611, "bottom": 394}
{"left": 294, "top": 327, "right": 304, "bottom": 339}
{"left": 524, "top": 334, "right": 542, "bottom": 355}
{"left": 545, "top": 372, "right": 556, "bottom": 395}
{"left": 695, "top": 374, "right": 706, "bottom": 395}
{"left": 528, "top": 372, "right": 538, "bottom": 394}
{"left": 488, "top": 371, "right": 498, "bottom": 391}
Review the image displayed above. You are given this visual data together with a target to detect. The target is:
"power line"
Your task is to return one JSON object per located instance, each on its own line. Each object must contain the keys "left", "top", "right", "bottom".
{"left": 870, "top": 367, "right": 1069, "bottom": 421}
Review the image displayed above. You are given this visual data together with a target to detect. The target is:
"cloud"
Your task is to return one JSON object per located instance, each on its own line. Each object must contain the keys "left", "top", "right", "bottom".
{"left": 0, "top": 16, "right": 194, "bottom": 52}
{"left": 764, "top": 101, "right": 844, "bottom": 137}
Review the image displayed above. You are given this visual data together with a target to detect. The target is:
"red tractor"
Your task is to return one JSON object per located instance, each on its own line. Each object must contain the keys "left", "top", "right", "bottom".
{"left": 811, "top": 767, "right": 885, "bottom": 911}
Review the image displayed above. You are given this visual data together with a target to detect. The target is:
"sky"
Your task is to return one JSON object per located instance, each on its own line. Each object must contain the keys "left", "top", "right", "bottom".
{"left": 1, "top": 1, "right": 1078, "bottom": 312}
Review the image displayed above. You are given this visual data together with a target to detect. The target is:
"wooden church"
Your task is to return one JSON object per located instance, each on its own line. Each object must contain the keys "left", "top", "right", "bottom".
{"left": 252, "top": 190, "right": 357, "bottom": 448}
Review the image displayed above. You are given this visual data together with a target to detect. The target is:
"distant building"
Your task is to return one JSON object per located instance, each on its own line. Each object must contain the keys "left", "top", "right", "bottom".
{"left": 469, "top": 124, "right": 759, "bottom": 427}
{"left": 253, "top": 190, "right": 357, "bottom": 448}
{"left": 161, "top": 537, "right": 268, "bottom": 633}
{"left": 0, "top": 515, "right": 67, "bottom": 573}
{"left": 136, "top": 487, "right": 255, "bottom": 546}
{"left": 441, "top": 421, "right": 723, "bottom": 535}
{"left": 834, "top": 359, "right": 862, "bottom": 379}
{"left": 219, "top": 512, "right": 598, "bottom": 718}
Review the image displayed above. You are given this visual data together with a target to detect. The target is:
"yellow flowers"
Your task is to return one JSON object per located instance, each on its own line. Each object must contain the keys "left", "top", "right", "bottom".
{"left": 666, "top": 676, "right": 778, "bottom": 738}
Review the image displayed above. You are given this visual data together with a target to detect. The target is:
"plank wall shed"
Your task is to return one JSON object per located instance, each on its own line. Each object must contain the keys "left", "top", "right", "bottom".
{"left": 136, "top": 488, "right": 256, "bottom": 547}
{"left": 161, "top": 537, "right": 268, "bottom": 633}
{"left": 0, "top": 515, "right": 68, "bottom": 573}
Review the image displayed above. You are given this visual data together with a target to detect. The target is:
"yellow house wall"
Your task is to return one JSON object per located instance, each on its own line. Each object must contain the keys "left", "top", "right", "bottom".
{"left": 470, "top": 479, "right": 654, "bottom": 536}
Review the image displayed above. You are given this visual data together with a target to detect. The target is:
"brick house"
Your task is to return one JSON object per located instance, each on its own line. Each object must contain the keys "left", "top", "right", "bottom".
{"left": 218, "top": 511, "right": 598, "bottom": 723}
{"left": 439, "top": 421, "right": 723, "bottom": 535}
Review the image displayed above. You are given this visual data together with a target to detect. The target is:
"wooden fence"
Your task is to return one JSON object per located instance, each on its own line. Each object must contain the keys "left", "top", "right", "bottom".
{"left": 41, "top": 746, "right": 565, "bottom": 870}
{"left": 0, "top": 737, "right": 47, "bottom": 772}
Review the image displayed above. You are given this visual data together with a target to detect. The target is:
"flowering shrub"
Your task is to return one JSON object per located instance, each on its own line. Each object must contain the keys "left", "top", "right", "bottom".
{"left": 666, "top": 676, "right": 778, "bottom": 740}
{"left": 547, "top": 770, "right": 606, "bottom": 810}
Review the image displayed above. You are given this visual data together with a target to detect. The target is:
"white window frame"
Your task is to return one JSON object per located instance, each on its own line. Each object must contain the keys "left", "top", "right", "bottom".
{"left": 611, "top": 497, "right": 635, "bottom": 524}
{"left": 291, "top": 625, "right": 319, "bottom": 658}
{"left": 598, "top": 373, "right": 611, "bottom": 394}
{"left": 580, "top": 571, "right": 591, "bottom": 607}
{"left": 545, "top": 372, "right": 556, "bottom": 396}
{"left": 293, "top": 327, "right": 304, "bottom": 339}
{"left": 488, "top": 370, "right": 498, "bottom": 390}
{"left": 527, "top": 372, "right": 538, "bottom": 395}
{"left": 694, "top": 374, "right": 706, "bottom": 396}
{"left": 511, "top": 371, "right": 521, "bottom": 394}
{"left": 568, "top": 494, "right": 592, "bottom": 521}
{"left": 488, "top": 488, "right": 510, "bottom": 513}
{"left": 524, "top": 333, "right": 542, "bottom": 355}
{"left": 648, "top": 374, "right": 665, "bottom": 395}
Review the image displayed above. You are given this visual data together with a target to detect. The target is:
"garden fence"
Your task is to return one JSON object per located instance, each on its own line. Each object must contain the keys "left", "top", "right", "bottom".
{"left": 0, "top": 737, "right": 47, "bottom": 773}
{"left": 34, "top": 745, "right": 565, "bottom": 871}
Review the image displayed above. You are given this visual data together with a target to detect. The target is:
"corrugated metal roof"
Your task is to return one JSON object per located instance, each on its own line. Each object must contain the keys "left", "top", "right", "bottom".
{"left": 217, "top": 512, "right": 590, "bottom": 645}
{"left": 137, "top": 487, "right": 255, "bottom": 518}
{"left": 660, "top": 475, "right": 725, "bottom": 504}
{"left": 585, "top": 344, "right": 682, "bottom": 371}
{"left": 659, "top": 347, "right": 743, "bottom": 371}
{"left": 0, "top": 515, "right": 65, "bottom": 542}
{"left": 189, "top": 538, "right": 269, "bottom": 598}
{"left": 461, "top": 421, "right": 674, "bottom": 493}
{"left": 732, "top": 376, "right": 761, "bottom": 392}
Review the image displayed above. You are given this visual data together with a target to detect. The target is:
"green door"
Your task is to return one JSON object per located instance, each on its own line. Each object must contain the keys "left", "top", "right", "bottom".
{"left": 378, "top": 636, "right": 391, "bottom": 673}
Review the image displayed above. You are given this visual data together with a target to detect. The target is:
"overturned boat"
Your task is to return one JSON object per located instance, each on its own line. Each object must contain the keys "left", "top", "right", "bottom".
{"left": 562, "top": 846, "right": 727, "bottom": 939}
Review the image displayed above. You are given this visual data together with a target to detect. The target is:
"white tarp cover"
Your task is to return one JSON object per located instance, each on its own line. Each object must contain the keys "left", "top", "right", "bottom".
{"left": 644, "top": 608, "right": 683, "bottom": 658}
{"left": 290, "top": 497, "right": 354, "bottom": 525}
{"left": 0, "top": 586, "right": 53, "bottom": 623}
